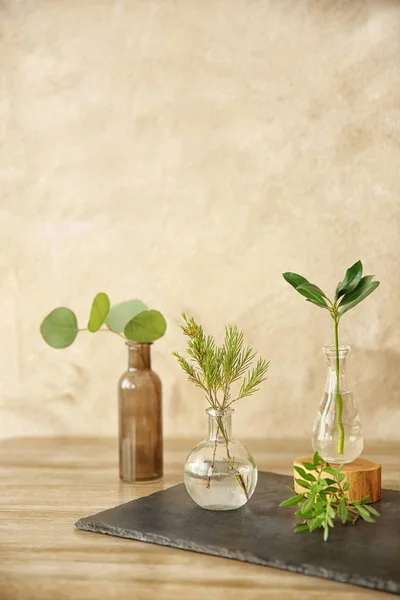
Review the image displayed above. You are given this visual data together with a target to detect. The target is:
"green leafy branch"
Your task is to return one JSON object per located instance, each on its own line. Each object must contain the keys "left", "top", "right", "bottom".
{"left": 40, "top": 293, "right": 167, "bottom": 348}
{"left": 280, "top": 452, "right": 380, "bottom": 541}
{"left": 173, "top": 314, "right": 269, "bottom": 498}
{"left": 172, "top": 314, "right": 270, "bottom": 410}
{"left": 282, "top": 260, "right": 380, "bottom": 455}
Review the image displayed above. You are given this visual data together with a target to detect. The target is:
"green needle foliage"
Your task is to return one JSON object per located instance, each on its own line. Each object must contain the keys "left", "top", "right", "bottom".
{"left": 173, "top": 314, "right": 269, "bottom": 498}
{"left": 40, "top": 294, "right": 167, "bottom": 348}
{"left": 282, "top": 260, "right": 379, "bottom": 455}
{"left": 280, "top": 452, "right": 380, "bottom": 541}
{"left": 172, "top": 314, "right": 270, "bottom": 410}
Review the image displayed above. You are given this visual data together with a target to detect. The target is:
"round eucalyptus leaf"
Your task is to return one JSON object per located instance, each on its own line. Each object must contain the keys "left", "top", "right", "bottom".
{"left": 105, "top": 299, "right": 147, "bottom": 333}
{"left": 40, "top": 307, "right": 78, "bottom": 349}
{"left": 124, "top": 310, "right": 167, "bottom": 343}
{"left": 88, "top": 292, "right": 110, "bottom": 332}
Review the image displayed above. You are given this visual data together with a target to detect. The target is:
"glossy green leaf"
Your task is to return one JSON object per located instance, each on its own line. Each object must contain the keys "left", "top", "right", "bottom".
{"left": 295, "top": 478, "right": 311, "bottom": 490}
{"left": 338, "top": 498, "right": 348, "bottom": 523}
{"left": 327, "top": 505, "right": 336, "bottom": 518}
{"left": 356, "top": 506, "right": 375, "bottom": 523}
{"left": 299, "top": 282, "right": 327, "bottom": 298}
{"left": 88, "top": 292, "right": 110, "bottom": 332}
{"left": 324, "top": 465, "right": 341, "bottom": 476}
{"left": 294, "top": 466, "right": 308, "bottom": 479}
{"left": 40, "top": 307, "right": 78, "bottom": 349}
{"left": 295, "top": 524, "right": 309, "bottom": 533}
{"left": 309, "top": 515, "right": 325, "bottom": 531}
{"left": 313, "top": 451, "right": 323, "bottom": 466}
{"left": 296, "top": 508, "right": 314, "bottom": 519}
{"left": 282, "top": 272, "right": 309, "bottom": 290}
{"left": 335, "top": 260, "right": 363, "bottom": 300}
{"left": 124, "top": 309, "right": 167, "bottom": 343}
{"left": 306, "top": 298, "right": 330, "bottom": 310}
{"left": 323, "top": 478, "right": 336, "bottom": 486}
{"left": 343, "top": 481, "right": 350, "bottom": 491}
{"left": 302, "top": 461, "right": 317, "bottom": 471}
{"left": 302, "top": 495, "right": 316, "bottom": 513}
{"left": 311, "top": 506, "right": 326, "bottom": 517}
{"left": 323, "top": 524, "right": 329, "bottom": 541}
{"left": 279, "top": 494, "right": 304, "bottom": 507}
{"left": 296, "top": 283, "right": 329, "bottom": 308}
{"left": 339, "top": 279, "right": 380, "bottom": 315}
{"left": 359, "top": 495, "right": 370, "bottom": 504}
{"left": 337, "top": 472, "right": 345, "bottom": 482}
{"left": 365, "top": 505, "right": 380, "bottom": 517}
{"left": 105, "top": 299, "right": 147, "bottom": 333}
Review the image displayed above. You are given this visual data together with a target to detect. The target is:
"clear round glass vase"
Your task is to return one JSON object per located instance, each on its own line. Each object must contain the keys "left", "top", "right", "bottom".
{"left": 312, "top": 345, "right": 363, "bottom": 464}
{"left": 184, "top": 408, "right": 258, "bottom": 511}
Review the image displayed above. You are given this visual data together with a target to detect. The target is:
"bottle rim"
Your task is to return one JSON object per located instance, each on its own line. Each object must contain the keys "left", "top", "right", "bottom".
{"left": 323, "top": 344, "right": 351, "bottom": 356}
{"left": 206, "top": 407, "right": 234, "bottom": 417}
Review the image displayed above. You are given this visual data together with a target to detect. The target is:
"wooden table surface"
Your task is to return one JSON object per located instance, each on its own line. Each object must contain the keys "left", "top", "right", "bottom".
{"left": 1, "top": 437, "right": 399, "bottom": 600}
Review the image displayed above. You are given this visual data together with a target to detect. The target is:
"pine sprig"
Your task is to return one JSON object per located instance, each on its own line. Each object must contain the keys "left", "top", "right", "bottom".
{"left": 280, "top": 452, "right": 381, "bottom": 541}
{"left": 173, "top": 314, "right": 269, "bottom": 410}
{"left": 237, "top": 357, "right": 270, "bottom": 401}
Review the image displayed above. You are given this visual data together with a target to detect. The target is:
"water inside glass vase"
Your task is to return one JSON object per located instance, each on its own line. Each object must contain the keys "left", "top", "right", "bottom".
{"left": 312, "top": 345, "right": 363, "bottom": 464}
{"left": 184, "top": 408, "right": 258, "bottom": 510}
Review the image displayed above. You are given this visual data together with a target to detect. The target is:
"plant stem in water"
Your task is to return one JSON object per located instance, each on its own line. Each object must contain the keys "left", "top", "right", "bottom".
{"left": 215, "top": 416, "right": 249, "bottom": 499}
{"left": 334, "top": 316, "right": 345, "bottom": 455}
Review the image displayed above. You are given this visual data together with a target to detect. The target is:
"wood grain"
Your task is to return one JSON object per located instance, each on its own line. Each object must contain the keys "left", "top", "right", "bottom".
{"left": 1, "top": 437, "right": 399, "bottom": 600}
{"left": 294, "top": 456, "right": 382, "bottom": 502}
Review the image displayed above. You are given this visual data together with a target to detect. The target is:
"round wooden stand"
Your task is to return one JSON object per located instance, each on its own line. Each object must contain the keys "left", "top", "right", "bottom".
{"left": 293, "top": 456, "right": 381, "bottom": 503}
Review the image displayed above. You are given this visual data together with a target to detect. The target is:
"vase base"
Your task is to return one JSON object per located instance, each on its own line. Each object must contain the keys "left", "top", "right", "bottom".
{"left": 200, "top": 504, "right": 242, "bottom": 511}
{"left": 293, "top": 456, "right": 381, "bottom": 503}
{"left": 120, "top": 473, "right": 163, "bottom": 483}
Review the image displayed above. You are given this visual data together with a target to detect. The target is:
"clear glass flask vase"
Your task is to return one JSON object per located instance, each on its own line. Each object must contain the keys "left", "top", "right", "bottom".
{"left": 312, "top": 345, "right": 363, "bottom": 464}
{"left": 184, "top": 408, "right": 258, "bottom": 510}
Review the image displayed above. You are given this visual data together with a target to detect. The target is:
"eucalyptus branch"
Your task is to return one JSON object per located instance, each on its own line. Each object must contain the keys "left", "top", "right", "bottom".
{"left": 40, "top": 294, "right": 167, "bottom": 348}
{"left": 282, "top": 261, "right": 380, "bottom": 455}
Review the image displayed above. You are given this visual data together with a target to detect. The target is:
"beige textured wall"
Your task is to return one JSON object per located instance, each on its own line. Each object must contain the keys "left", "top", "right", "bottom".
{"left": 1, "top": 0, "right": 399, "bottom": 444}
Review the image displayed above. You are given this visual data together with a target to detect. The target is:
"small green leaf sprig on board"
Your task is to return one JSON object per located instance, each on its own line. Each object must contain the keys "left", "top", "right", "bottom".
{"left": 40, "top": 294, "right": 167, "bottom": 348}
{"left": 282, "top": 260, "right": 379, "bottom": 456}
{"left": 280, "top": 452, "right": 380, "bottom": 541}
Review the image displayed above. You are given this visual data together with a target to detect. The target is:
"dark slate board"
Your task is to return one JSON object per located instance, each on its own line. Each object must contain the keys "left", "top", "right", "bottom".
{"left": 75, "top": 471, "right": 400, "bottom": 595}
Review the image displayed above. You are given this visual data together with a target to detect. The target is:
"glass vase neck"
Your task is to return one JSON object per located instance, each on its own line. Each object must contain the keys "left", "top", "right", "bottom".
{"left": 323, "top": 344, "right": 350, "bottom": 368}
{"left": 323, "top": 344, "right": 351, "bottom": 391}
{"left": 206, "top": 408, "right": 233, "bottom": 441}
{"left": 126, "top": 342, "right": 151, "bottom": 370}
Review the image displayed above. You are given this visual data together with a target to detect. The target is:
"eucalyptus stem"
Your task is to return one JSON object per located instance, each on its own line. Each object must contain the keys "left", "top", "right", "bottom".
{"left": 334, "top": 316, "right": 345, "bottom": 455}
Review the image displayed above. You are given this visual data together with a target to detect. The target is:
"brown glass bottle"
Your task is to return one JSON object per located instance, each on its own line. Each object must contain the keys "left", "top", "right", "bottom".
{"left": 118, "top": 342, "right": 163, "bottom": 482}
